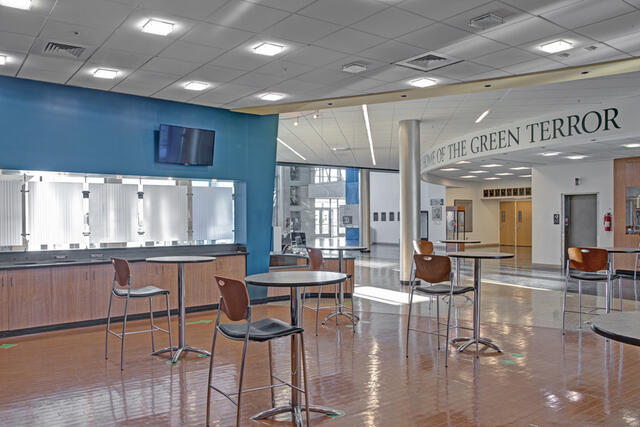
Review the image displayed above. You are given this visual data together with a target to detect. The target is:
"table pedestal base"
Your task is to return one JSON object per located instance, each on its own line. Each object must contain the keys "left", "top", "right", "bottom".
{"left": 322, "top": 310, "right": 359, "bottom": 326}
{"left": 450, "top": 336, "right": 502, "bottom": 353}
{"left": 152, "top": 345, "right": 210, "bottom": 363}
{"left": 252, "top": 403, "right": 341, "bottom": 426}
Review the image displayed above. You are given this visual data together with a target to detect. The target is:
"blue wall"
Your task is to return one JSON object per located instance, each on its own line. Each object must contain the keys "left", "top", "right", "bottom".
{"left": 0, "top": 75, "right": 278, "bottom": 299}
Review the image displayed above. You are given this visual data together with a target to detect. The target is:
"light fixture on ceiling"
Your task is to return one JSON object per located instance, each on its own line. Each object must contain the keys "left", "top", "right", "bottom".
{"left": 566, "top": 155, "right": 587, "bottom": 160}
{"left": 141, "top": 19, "right": 175, "bottom": 36}
{"left": 475, "top": 109, "right": 490, "bottom": 123}
{"left": 331, "top": 147, "right": 351, "bottom": 151}
{"left": 342, "top": 63, "right": 367, "bottom": 74}
{"left": 409, "top": 77, "right": 437, "bottom": 88}
{"left": 485, "top": 177, "right": 500, "bottom": 180}
{"left": 184, "top": 81, "right": 209, "bottom": 91}
{"left": 468, "top": 12, "right": 504, "bottom": 30}
{"left": 0, "top": 55, "right": 6, "bottom": 66}
{"left": 539, "top": 39, "right": 573, "bottom": 54}
{"left": 313, "top": 111, "right": 319, "bottom": 119}
{"left": 440, "top": 168, "right": 459, "bottom": 171}
{"left": 469, "top": 170, "right": 487, "bottom": 174}
{"left": 277, "top": 137, "right": 306, "bottom": 161}
{"left": 520, "top": 174, "right": 532, "bottom": 178}
{"left": 496, "top": 172, "right": 513, "bottom": 176}
{"left": 362, "top": 104, "right": 376, "bottom": 166}
{"left": 259, "top": 92, "right": 284, "bottom": 102}
{"left": 510, "top": 166, "right": 530, "bottom": 170}
{"left": 460, "top": 175, "right": 477, "bottom": 179}
{"left": 456, "top": 160, "right": 471, "bottom": 164}
{"left": 253, "top": 42, "right": 285, "bottom": 56}
{"left": 0, "top": 0, "right": 31, "bottom": 10}
{"left": 623, "top": 143, "right": 640, "bottom": 148}
{"left": 481, "top": 163, "right": 502, "bottom": 168}
{"left": 293, "top": 118, "right": 299, "bottom": 126}
{"left": 540, "top": 151, "right": 561, "bottom": 156}
{"left": 93, "top": 68, "right": 118, "bottom": 79}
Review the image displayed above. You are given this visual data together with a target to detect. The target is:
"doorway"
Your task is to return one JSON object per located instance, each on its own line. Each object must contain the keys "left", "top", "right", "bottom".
{"left": 563, "top": 194, "right": 598, "bottom": 266}
{"left": 500, "top": 200, "right": 532, "bottom": 246}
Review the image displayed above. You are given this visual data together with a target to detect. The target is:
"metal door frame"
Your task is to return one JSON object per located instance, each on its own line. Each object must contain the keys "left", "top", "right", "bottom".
{"left": 561, "top": 192, "right": 599, "bottom": 268}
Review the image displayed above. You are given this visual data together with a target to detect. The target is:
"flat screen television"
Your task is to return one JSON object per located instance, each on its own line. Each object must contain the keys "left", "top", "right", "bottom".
{"left": 157, "top": 124, "right": 215, "bottom": 166}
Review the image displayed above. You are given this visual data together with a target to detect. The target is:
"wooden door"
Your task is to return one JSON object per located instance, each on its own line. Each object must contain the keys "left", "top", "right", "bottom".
{"left": 500, "top": 201, "right": 515, "bottom": 246}
{"left": 515, "top": 201, "right": 532, "bottom": 247}
{"left": 0, "top": 272, "right": 8, "bottom": 331}
{"left": 50, "top": 266, "right": 92, "bottom": 324}
{"left": 8, "top": 268, "right": 52, "bottom": 330}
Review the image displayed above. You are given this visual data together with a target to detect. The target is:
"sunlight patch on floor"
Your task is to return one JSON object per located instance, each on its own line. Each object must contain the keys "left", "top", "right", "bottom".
{"left": 354, "top": 286, "right": 431, "bottom": 306}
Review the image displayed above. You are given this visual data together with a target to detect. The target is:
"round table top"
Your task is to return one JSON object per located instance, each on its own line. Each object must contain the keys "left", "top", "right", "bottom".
{"left": 313, "top": 246, "right": 366, "bottom": 251}
{"left": 146, "top": 256, "right": 216, "bottom": 264}
{"left": 446, "top": 251, "right": 515, "bottom": 259}
{"left": 245, "top": 271, "right": 348, "bottom": 288}
{"left": 595, "top": 247, "right": 640, "bottom": 254}
{"left": 439, "top": 240, "right": 481, "bottom": 244}
{"left": 591, "top": 311, "right": 640, "bottom": 347}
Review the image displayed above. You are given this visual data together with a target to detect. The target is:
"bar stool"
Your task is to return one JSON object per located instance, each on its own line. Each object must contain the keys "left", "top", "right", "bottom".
{"left": 105, "top": 257, "right": 173, "bottom": 370}
{"left": 615, "top": 241, "right": 640, "bottom": 300}
{"left": 206, "top": 276, "right": 311, "bottom": 427}
{"left": 406, "top": 254, "right": 474, "bottom": 367}
{"left": 410, "top": 240, "right": 434, "bottom": 282}
{"left": 562, "top": 247, "right": 620, "bottom": 334}
{"left": 301, "top": 247, "right": 339, "bottom": 335}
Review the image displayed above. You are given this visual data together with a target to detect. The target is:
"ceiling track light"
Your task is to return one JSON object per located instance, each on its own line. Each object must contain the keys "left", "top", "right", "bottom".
{"left": 277, "top": 138, "right": 306, "bottom": 161}
{"left": 475, "top": 109, "right": 490, "bottom": 123}
{"left": 362, "top": 104, "right": 376, "bottom": 166}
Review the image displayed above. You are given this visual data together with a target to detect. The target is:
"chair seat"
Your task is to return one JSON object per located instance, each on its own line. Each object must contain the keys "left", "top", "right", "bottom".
{"left": 114, "top": 286, "right": 169, "bottom": 298}
{"left": 414, "top": 284, "right": 474, "bottom": 295}
{"left": 615, "top": 269, "right": 638, "bottom": 279}
{"left": 219, "top": 318, "right": 303, "bottom": 342}
{"left": 570, "top": 271, "right": 619, "bottom": 281}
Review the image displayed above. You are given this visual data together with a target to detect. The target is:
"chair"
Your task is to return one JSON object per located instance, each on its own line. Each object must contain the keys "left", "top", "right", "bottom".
{"left": 206, "top": 276, "right": 311, "bottom": 427}
{"left": 615, "top": 241, "right": 640, "bottom": 300}
{"left": 301, "top": 247, "right": 339, "bottom": 335}
{"left": 105, "top": 258, "right": 173, "bottom": 371}
{"left": 406, "top": 254, "right": 474, "bottom": 367}
{"left": 562, "top": 248, "right": 621, "bottom": 334}
{"left": 409, "top": 240, "right": 434, "bottom": 284}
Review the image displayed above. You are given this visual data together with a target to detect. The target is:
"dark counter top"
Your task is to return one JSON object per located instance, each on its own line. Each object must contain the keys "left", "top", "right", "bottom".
{"left": 270, "top": 251, "right": 355, "bottom": 261}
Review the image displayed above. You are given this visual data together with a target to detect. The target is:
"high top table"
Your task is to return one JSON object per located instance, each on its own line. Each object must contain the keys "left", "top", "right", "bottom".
{"left": 439, "top": 239, "right": 481, "bottom": 287}
{"left": 146, "top": 256, "right": 215, "bottom": 363}
{"left": 311, "top": 245, "right": 365, "bottom": 327}
{"left": 245, "top": 271, "right": 347, "bottom": 426}
{"left": 592, "top": 311, "right": 640, "bottom": 346}
{"left": 591, "top": 247, "right": 640, "bottom": 311}
{"left": 446, "top": 251, "right": 514, "bottom": 358}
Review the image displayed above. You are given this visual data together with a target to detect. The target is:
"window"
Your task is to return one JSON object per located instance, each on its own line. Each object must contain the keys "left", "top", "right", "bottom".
{"left": 454, "top": 199, "right": 473, "bottom": 232}
{"left": 313, "top": 167, "right": 346, "bottom": 184}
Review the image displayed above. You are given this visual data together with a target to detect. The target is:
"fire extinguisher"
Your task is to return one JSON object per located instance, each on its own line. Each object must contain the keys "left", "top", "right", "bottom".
{"left": 604, "top": 212, "right": 612, "bottom": 232}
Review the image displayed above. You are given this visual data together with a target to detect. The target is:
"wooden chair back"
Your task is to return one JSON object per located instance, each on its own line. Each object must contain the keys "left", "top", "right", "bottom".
{"left": 413, "top": 240, "right": 434, "bottom": 255}
{"left": 306, "top": 247, "right": 324, "bottom": 271}
{"left": 413, "top": 254, "right": 451, "bottom": 284}
{"left": 568, "top": 247, "right": 608, "bottom": 272}
{"left": 214, "top": 276, "right": 250, "bottom": 321}
{"left": 111, "top": 258, "right": 131, "bottom": 288}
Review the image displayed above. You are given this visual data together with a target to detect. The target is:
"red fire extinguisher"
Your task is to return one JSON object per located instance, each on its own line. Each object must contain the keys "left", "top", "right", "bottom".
{"left": 604, "top": 212, "right": 612, "bottom": 232}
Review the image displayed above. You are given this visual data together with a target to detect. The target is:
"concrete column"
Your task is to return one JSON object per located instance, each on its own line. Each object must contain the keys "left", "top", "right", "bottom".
{"left": 359, "top": 169, "right": 371, "bottom": 252}
{"left": 399, "top": 120, "right": 421, "bottom": 284}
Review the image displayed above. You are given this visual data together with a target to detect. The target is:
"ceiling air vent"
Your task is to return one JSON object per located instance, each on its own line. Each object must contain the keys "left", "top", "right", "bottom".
{"left": 42, "top": 41, "right": 86, "bottom": 59}
{"left": 395, "top": 51, "right": 461, "bottom": 73}
{"left": 469, "top": 13, "right": 504, "bottom": 30}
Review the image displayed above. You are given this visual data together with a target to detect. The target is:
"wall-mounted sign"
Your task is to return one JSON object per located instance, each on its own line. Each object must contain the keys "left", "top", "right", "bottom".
{"left": 553, "top": 213, "right": 560, "bottom": 225}
{"left": 430, "top": 198, "right": 444, "bottom": 206}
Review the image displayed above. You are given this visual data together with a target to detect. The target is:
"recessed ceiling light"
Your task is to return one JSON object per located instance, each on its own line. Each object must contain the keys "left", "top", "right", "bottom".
{"left": 520, "top": 174, "right": 532, "bottom": 178}
{"left": 496, "top": 172, "right": 513, "bottom": 176}
{"left": 93, "top": 68, "right": 118, "bottom": 79}
{"left": 342, "top": 63, "right": 367, "bottom": 73}
{"left": 456, "top": 160, "right": 471, "bottom": 164}
{"left": 141, "top": 19, "right": 175, "bottom": 36}
{"left": 566, "top": 155, "right": 587, "bottom": 160}
{"left": 475, "top": 109, "right": 490, "bottom": 123}
{"left": 409, "top": 77, "right": 437, "bottom": 88}
{"left": 510, "top": 166, "right": 530, "bottom": 170}
{"left": 0, "top": 55, "right": 6, "bottom": 66}
{"left": 460, "top": 175, "right": 477, "bottom": 179}
{"left": 259, "top": 92, "right": 284, "bottom": 101}
{"left": 362, "top": 104, "right": 376, "bottom": 166}
{"left": 481, "top": 164, "right": 502, "bottom": 168}
{"left": 440, "top": 168, "right": 459, "bottom": 171}
{"left": 184, "top": 81, "right": 209, "bottom": 91}
{"left": 277, "top": 138, "right": 306, "bottom": 161}
{"left": 469, "top": 170, "right": 487, "bottom": 174}
{"left": 0, "top": 0, "right": 31, "bottom": 10}
{"left": 331, "top": 147, "right": 351, "bottom": 151}
{"left": 253, "top": 42, "right": 285, "bottom": 56}
{"left": 540, "top": 151, "right": 561, "bottom": 156}
{"left": 485, "top": 177, "right": 500, "bottom": 180}
{"left": 623, "top": 143, "right": 640, "bottom": 148}
{"left": 539, "top": 40, "right": 573, "bottom": 54}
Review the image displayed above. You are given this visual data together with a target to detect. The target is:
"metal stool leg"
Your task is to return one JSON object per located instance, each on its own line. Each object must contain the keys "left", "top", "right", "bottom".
{"left": 315, "top": 285, "right": 323, "bottom": 336}
{"left": 206, "top": 310, "right": 221, "bottom": 427}
{"left": 165, "top": 293, "right": 173, "bottom": 359}
{"left": 436, "top": 296, "right": 440, "bottom": 350}
{"left": 120, "top": 296, "right": 130, "bottom": 371}
{"left": 578, "top": 280, "right": 582, "bottom": 328}
{"left": 267, "top": 341, "right": 275, "bottom": 407}
{"left": 619, "top": 277, "right": 623, "bottom": 311}
{"left": 149, "top": 297, "right": 156, "bottom": 353}
{"left": 236, "top": 323, "right": 250, "bottom": 427}
{"left": 562, "top": 275, "right": 568, "bottom": 335}
{"left": 445, "top": 293, "right": 453, "bottom": 368}
{"left": 300, "top": 333, "right": 311, "bottom": 427}
{"left": 406, "top": 286, "right": 415, "bottom": 358}
{"left": 105, "top": 292, "right": 114, "bottom": 359}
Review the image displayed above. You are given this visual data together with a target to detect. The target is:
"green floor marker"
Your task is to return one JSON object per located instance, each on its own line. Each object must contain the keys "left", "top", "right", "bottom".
{"left": 186, "top": 320, "right": 212, "bottom": 325}
{"left": 0, "top": 344, "right": 17, "bottom": 349}
{"left": 345, "top": 324, "right": 354, "bottom": 328}
{"left": 198, "top": 353, "right": 211, "bottom": 358}
{"left": 327, "top": 410, "right": 345, "bottom": 418}
{"left": 167, "top": 360, "right": 181, "bottom": 365}
{"left": 501, "top": 360, "right": 516, "bottom": 365}
{"left": 511, "top": 353, "right": 525, "bottom": 358}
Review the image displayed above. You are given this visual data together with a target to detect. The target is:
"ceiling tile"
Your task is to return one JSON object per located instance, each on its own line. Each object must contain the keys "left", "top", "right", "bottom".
{"left": 0, "top": 8, "right": 47, "bottom": 37}
{"left": 366, "top": 65, "right": 422, "bottom": 83}
{"left": 38, "top": 19, "right": 113, "bottom": 47}
{"left": 397, "top": 22, "right": 473, "bottom": 51}
{"left": 141, "top": 56, "right": 201, "bottom": 76}
{"left": 425, "top": 61, "right": 494, "bottom": 80}
{"left": 443, "top": 1, "right": 526, "bottom": 34}
{"left": 439, "top": 36, "right": 509, "bottom": 60}
{"left": 554, "top": 45, "right": 630, "bottom": 66}
{"left": 89, "top": 47, "right": 152, "bottom": 69}
{"left": 207, "top": 0, "right": 290, "bottom": 32}
{"left": 208, "top": 43, "right": 275, "bottom": 71}
{"left": 351, "top": 7, "right": 433, "bottom": 39}
{"left": 138, "top": 0, "right": 228, "bottom": 20}
{"left": 262, "top": 14, "right": 341, "bottom": 44}
{"left": 158, "top": 40, "right": 225, "bottom": 64}
{"left": 314, "top": 28, "right": 387, "bottom": 55}
{"left": 473, "top": 47, "right": 542, "bottom": 68}
{"left": 358, "top": 40, "right": 425, "bottom": 63}
{"left": 575, "top": 10, "right": 640, "bottom": 42}
{"left": 191, "top": 82, "right": 261, "bottom": 104}
{"left": 265, "top": 78, "right": 325, "bottom": 94}
{"left": 541, "top": 0, "right": 635, "bottom": 29}
{"left": 482, "top": 16, "right": 565, "bottom": 46}
{"left": 0, "top": 32, "right": 34, "bottom": 54}
{"left": 606, "top": 32, "right": 640, "bottom": 54}
{"left": 183, "top": 63, "right": 246, "bottom": 84}
{"left": 51, "top": 0, "right": 133, "bottom": 31}
{"left": 254, "top": 60, "right": 312, "bottom": 79}
{"left": 112, "top": 70, "right": 177, "bottom": 96}
{"left": 397, "top": 0, "right": 494, "bottom": 21}
{"left": 298, "top": 0, "right": 387, "bottom": 26}
{"left": 230, "top": 71, "right": 285, "bottom": 88}
{"left": 18, "top": 67, "right": 71, "bottom": 84}
{"left": 501, "top": 57, "right": 564, "bottom": 74}
{"left": 181, "top": 22, "right": 254, "bottom": 50}
{"left": 152, "top": 84, "right": 196, "bottom": 102}
{"left": 243, "top": 0, "right": 315, "bottom": 12}
{"left": 21, "top": 53, "right": 83, "bottom": 76}
{"left": 103, "top": 28, "right": 174, "bottom": 56}
{"left": 283, "top": 45, "right": 347, "bottom": 67}
{"left": 296, "top": 67, "right": 356, "bottom": 86}
{"left": 500, "top": 0, "right": 582, "bottom": 14}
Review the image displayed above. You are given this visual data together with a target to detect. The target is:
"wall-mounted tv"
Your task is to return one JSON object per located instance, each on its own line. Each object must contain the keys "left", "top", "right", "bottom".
{"left": 157, "top": 124, "right": 215, "bottom": 166}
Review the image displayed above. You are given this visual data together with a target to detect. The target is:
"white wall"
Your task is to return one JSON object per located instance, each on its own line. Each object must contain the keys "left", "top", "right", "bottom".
{"left": 532, "top": 160, "right": 613, "bottom": 266}
{"left": 370, "top": 171, "right": 446, "bottom": 244}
